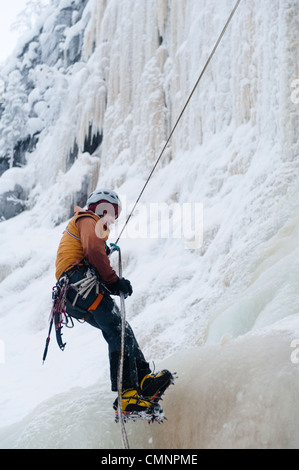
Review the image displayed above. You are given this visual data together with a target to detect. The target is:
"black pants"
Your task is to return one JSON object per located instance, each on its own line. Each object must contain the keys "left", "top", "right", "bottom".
{"left": 65, "top": 265, "right": 151, "bottom": 391}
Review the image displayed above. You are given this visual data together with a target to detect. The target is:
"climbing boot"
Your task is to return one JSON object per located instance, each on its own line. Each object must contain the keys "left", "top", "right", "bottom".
{"left": 140, "top": 369, "right": 175, "bottom": 402}
{"left": 113, "top": 388, "right": 156, "bottom": 414}
{"left": 113, "top": 389, "right": 164, "bottom": 422}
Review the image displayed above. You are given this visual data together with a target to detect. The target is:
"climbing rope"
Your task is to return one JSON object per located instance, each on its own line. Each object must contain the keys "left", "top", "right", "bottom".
{"left": 115, "top": 0, "right": 242, "bottom": 450}
{"left": 117, "top": 247, "right": 130, "bottom": 449}
{"left": 115, "top": 0, "right": 242, "bottom": 245}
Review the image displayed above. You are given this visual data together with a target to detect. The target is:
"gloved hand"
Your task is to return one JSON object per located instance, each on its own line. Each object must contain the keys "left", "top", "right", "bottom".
{"left": 104, "top": 242, "right": 111, "bottom": 256}
{"left": 108, "top": 277, "right": 133, "bottom": 298}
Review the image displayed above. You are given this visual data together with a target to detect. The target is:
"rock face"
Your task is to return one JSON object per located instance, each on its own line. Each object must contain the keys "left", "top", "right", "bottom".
{"left": 0, "top": 0, "right": 297, "bottom": 228}
{"left": 0, "top": 184, "right": 27, "bottom": 220}
{"left": 0, "top": 0, "right": 92, "bottom": 220}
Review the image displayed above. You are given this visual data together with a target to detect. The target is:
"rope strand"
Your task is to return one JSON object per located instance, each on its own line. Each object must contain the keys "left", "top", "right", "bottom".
{"left": 115, "top": 0, "right": 242, "bottom": 245}
{"left": 115, "top": 0, "right": 242, "bottom": 450}
{"left": 117, "top": 248, "right": 130, "bottom": 449}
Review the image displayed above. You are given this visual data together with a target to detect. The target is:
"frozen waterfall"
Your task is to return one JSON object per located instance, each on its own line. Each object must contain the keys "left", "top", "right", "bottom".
{"left": 0, "top": 0, "right": 298, "bottom": 449}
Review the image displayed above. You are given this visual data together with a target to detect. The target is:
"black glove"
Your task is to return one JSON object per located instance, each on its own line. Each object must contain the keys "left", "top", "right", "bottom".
{"left": 108, "top": 277, "right": 133, "bottom": 298}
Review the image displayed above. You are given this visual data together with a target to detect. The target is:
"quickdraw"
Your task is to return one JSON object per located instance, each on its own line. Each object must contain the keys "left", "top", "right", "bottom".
{"left": 70, "top": 267, "right": 101, "bottom": 305}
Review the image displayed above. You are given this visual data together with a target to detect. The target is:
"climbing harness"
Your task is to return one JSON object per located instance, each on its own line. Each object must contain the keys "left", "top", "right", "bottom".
{"left": 42, "top": 265, "right": 109, "bottom": 363}
{"left": 115, "top": 0, "right": 242, "bottom": 245}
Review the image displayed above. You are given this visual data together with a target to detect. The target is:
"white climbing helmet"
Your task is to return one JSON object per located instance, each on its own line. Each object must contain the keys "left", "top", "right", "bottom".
{"left": 87, "top": 189, "right": 122, "bottom": 211}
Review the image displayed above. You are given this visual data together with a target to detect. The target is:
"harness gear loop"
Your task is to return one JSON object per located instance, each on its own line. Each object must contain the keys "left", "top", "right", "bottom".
{"left": 88, "top": 293, "right": 104, "bottom": 311}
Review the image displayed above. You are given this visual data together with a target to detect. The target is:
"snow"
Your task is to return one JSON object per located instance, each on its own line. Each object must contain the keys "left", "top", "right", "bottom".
{"left": 0, "top": 0, "right": 299, "bottom": 449}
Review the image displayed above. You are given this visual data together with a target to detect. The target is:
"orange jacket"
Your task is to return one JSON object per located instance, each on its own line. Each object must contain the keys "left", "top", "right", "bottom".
{"left": 55, "top": 206, "right": 118, "bottom": 284}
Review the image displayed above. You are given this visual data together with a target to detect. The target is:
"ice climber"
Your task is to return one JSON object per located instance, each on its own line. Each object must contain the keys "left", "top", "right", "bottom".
{"left": 54, "top": 188, "right": 173, "bottom": 419}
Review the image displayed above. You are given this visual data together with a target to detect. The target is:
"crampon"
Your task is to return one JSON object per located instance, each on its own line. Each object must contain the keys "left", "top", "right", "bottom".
{"left": 115, "top": 402, "right": 165, "bottom": 424}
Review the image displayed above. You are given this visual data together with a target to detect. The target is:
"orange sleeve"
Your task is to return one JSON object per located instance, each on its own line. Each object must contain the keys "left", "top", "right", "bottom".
{"left": 76, "top": 216, "right": 118, "bottom": 285}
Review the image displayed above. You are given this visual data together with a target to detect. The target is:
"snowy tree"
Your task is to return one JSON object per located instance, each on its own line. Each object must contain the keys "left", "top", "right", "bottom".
{"left": 0, "top": 70, "right": 28, "bottom": 168}
{"left": 11, "top": 0, "right": 51, "bottom": 34}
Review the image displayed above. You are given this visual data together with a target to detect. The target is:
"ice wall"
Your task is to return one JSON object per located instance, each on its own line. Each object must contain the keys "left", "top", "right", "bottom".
{"left": 0, "top": 0, "right": 298, "bottom": 449}
{"left": 2, "top": 317, "right": 299, "bottom": 449}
